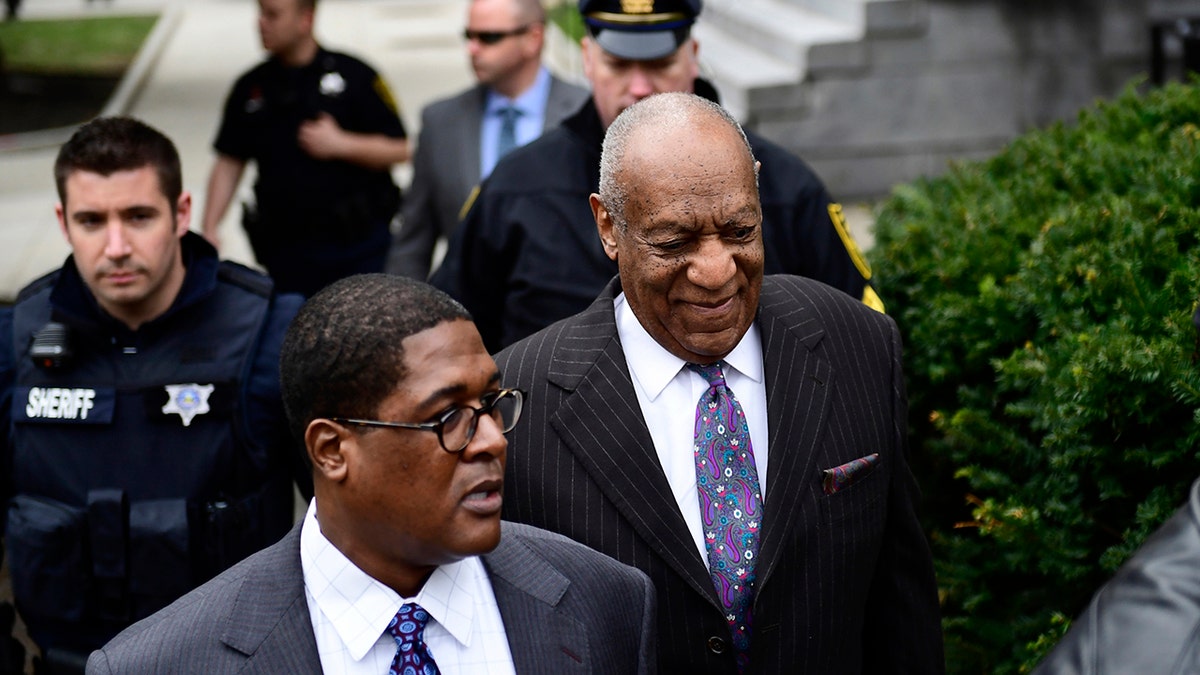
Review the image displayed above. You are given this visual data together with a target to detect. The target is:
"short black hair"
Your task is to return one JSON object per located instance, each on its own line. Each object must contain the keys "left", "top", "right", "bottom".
{"left": 279, "top": 274, "right": 473, "bottom": 442}
{"left": 54, "top": 116, "right": 183, "bottom": 212}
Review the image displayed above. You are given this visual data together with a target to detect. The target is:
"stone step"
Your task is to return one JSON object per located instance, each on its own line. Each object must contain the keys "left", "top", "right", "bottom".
{"left": 863, "top": 0, "right": 928, "bottom": 37}
{"left": 701, "top": 0, "right": 862, "bottom": 66}
{"left": 776, "top": 0, "right": 869, "bottom": 25}
{"left": 693, "top": 21, "right": 802, "bottom": 122}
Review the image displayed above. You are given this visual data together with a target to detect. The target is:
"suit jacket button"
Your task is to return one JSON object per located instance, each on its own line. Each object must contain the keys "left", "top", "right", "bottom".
{"left": 707, "top": 636, "right": 728, "bottom": 655}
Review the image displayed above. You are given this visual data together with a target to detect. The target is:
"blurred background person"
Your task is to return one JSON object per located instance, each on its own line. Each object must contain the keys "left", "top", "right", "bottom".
{"left": 201, "top": 0, "right": 410, "bottom": 298}
{"left": 388, "top": 0, "right": 587, "bottom": 281}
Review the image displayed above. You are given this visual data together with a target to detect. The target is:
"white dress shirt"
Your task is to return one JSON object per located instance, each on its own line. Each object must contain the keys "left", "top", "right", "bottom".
{"left": 300, "top": 500, "right": 516, "bottom": 674}
{"left": 614, "top": 293, "right": 770, "bottom": 565}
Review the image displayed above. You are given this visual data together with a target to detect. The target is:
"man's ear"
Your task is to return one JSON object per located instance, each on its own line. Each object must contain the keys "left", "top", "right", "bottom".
{"left": 55, "top": 203, "right": 70, "bottom": 243}
{"left": 306, "top": 419, "right": 351, "bottom": 483}
{"left": 581, "top": 36, "right": 595, "bottom": 82}
{"left": 174, "top": 190, "right": 192, "bottom": 237}
{"left": 524, "top": 22, "right": 545, "bottom": 58}
{"left": 591, "top": 193, "right": 618, "bottom": 262}
{"left": 685, "top": 37, "right": 700, "bottom": 81}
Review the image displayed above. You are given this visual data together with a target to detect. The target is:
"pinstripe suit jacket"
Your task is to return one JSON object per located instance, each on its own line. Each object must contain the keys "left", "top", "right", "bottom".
{"left": 495, "top": 275, "right": 944, "bottom": 674}
{"left": 389, "top": 76, "right": 589, "bottom": 280}
{"left": 86, "top": 521, "right": 655, "bottom": 674}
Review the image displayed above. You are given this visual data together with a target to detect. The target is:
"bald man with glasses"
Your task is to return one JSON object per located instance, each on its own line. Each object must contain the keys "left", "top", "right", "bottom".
{"left": 387, "top": 0, "right": 588, "bottom": 281}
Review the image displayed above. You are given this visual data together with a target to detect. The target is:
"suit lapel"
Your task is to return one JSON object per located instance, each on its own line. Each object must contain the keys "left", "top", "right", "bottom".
{"left": 753, "top": 277, "right": 833, "bottom": 588}
{"left": 220, "top": 525, "right": 323, "bottom": 673}
{"left": 544, "top": 277, "right": 835, "bottom": 607}
{"left": 547, "top": 280, "right": 719, "bottom": 608}
{"left": 543, "top": 77, "right": 580, "bottom": 131}
{"left": 485, "top": 524, "right": 587, "bottom": 672}
{"left": 458, "top": 85, "right": 486, "bottom": 191}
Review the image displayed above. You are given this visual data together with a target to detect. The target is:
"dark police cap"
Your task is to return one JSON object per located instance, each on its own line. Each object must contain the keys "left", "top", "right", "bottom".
{"left": 579, "top": 0, "right": 702, "bottom": 61}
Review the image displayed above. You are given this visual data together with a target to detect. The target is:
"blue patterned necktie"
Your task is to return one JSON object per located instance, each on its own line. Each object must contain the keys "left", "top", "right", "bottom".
{"left": 496, "top": 105, "right": 522, "bottom": 160}
{"left": 690, "top": 361, "right": 763, "bottom": 672}
{"left": 387, "top": 603, "right": 440, "bottom": 675}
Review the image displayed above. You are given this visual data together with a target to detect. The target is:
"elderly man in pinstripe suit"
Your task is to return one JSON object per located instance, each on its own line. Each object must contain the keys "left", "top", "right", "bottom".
{"left": 494, "top": 92, "right": 944, "bottom": 674}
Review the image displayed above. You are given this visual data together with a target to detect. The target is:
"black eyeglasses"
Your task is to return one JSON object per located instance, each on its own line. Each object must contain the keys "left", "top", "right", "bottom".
{"left": 333, "top": 388, "right": 525, "bottom": 453}
{"left": 463, "top": 24, "right": 532, "bottom": 45}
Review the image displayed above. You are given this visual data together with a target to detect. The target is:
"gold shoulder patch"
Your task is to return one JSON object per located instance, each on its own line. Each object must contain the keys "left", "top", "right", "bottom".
{"left": 861, "top": 284, "right": 886, "bottom": 314}
{"left": 458, "top": 185, "right": 481, "bottom": 222}
{"left": 828, "top": 202, "right": 873, "bottom": 281}
{"left": 373, "top": 75, "right": 401, "bottom": 116}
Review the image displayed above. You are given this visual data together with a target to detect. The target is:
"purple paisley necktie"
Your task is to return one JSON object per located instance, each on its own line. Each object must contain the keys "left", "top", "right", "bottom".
{"left": 387, "top": 603, "right": 440, "bottom": 675}
{"left": 689, "top": 361, "right": 763, "bottom": 673}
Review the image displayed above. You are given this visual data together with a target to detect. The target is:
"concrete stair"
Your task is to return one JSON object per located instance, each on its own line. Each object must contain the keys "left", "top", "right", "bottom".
{"left": 695, "top": 0, "right": 926, "bottom": 122}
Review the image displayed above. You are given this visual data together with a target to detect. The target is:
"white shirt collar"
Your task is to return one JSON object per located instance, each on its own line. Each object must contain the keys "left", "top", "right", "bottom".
{"left": 484, "top": 66, "right": 551, "bottom": 117}
{"left": 614, "top": 292, "right": 763, "bottom": 399}
{"left": 299, "top": 500, "right": 478, "bottom": 661}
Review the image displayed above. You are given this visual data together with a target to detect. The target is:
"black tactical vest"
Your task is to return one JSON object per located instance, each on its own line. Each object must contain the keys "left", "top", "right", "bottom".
{"left": 6, "top": 263, "right": 293, "bottom": 652}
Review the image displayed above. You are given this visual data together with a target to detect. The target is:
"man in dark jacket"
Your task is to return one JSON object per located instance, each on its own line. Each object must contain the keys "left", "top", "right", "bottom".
{"left": 201, "top": 0, "right": 409, "bottom": 297}
{"left": 0, "top": 117, "right": 306, "bottom": 674}
{"left": 432, "top": 0, "right": 880, "bottom": 352}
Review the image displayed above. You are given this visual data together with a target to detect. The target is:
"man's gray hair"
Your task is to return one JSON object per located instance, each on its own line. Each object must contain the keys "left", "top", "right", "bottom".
{"left": 597, "top": 92, "right": 757, "bottom": 230}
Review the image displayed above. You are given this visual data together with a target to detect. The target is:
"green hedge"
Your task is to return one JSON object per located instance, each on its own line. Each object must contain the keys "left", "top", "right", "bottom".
{"left": 869, "top": 79, "right": 1200, "bottom": 673}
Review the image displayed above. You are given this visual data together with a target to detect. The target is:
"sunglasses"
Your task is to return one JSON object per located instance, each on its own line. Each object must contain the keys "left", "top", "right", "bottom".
{"left": 463, "top": 24, "right": 532, "bottom": 45}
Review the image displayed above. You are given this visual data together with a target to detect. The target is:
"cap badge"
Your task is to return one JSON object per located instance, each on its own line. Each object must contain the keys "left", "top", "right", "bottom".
{"left": 621, "top": 0, "right": 654, "bottom": 13}
{"left": 162, "top": 383, "right": 214, "bottom": 427}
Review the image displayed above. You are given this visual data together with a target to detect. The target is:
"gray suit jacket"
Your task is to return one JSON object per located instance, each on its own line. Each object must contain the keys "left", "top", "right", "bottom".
{"left": 388, "top": 75, "right": 588, "bottom": 280}
{"left": 86, "top": 521, "right": 655, "bottom": 674}
{"left": 1032, "top": 477, "right": 1200, "bottom": 675}
{"left": 495, "top": 275, "right": 944, "bottom": 674}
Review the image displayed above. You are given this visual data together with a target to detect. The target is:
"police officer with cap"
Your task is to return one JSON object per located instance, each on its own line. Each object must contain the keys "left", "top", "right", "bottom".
{"left": 431, "top": 0, "right": 881, "bottom": 352}
{"left": 583, "top": 0, "right": 699, "bottom": 60}
{"left": 201, "top": 0, "right": 410, "bottom": 298}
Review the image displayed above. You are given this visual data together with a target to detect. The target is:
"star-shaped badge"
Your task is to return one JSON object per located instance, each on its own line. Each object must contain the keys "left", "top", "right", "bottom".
{"left": 162, "top": 383, "right": 214, "bottom": 427}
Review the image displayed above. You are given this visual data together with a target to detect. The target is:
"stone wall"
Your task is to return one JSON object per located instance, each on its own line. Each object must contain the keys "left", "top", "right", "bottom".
{"left": 748, "top": 0, "right": 1200, "bottom": 199}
